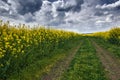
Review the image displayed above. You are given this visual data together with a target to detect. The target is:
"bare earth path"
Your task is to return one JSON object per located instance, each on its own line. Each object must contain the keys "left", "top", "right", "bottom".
{"left": 41, "top": 45, "right": 81, "bottom": 80}
{"left": 92, "top": 41, "right": 120, "bottom": 80}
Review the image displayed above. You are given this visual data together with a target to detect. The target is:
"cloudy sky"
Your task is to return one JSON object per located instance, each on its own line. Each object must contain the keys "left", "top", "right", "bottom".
{"left": 0, "top": 0, "right": 120, "bottom": 33}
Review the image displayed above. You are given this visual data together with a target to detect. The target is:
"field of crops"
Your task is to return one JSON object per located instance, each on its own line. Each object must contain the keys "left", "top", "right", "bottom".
{"left": 0, "top": 20, "right": 120, "bottom": 80}
{"left": 0, "top": 21, "right": 81, "bottom": 79}
{"left": 90, "top": 27, "right": 120, "bottom": 46}
{"left": 89, "top": 27, "right": 120, "bottom": 58}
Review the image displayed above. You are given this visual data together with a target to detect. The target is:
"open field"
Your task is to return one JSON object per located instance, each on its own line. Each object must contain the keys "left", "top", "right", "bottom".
{"left": 0, "top": 21, "right": 120, "bottom": 80}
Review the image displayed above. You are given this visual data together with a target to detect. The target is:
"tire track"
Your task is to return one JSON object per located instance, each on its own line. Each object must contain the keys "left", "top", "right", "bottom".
{"left": 92, "top": 41, "right": 120, "bottom": 80}
{"left": 41, "top": 44, "right": 81, "bottom": 80}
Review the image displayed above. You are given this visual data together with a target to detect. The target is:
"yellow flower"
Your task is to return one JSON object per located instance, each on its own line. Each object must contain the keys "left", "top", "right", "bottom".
{"left": 13, "top": 48, "right": 17, "bottom": 52}
{"left": 0, "top": 52, "right": 4, "bottom": 58}
{"left": 21, "top": 50, "right": 24, "bottom": 54}
{"left": 5, "top": 42, "right": 9, "bottom": 45}
{"left": 3, "top": 50, "right": 6, "bottom": 53}
{"left": 17, "top": 40, "right": 21, "bottom": 44}
{"left": 4, "top": 37, "right": 8, "bottom": 41}
{"left": 0, "top": 64, "right": 4, "bottom": 67}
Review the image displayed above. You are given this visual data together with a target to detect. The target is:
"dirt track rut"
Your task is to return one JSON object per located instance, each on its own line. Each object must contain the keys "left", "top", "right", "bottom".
{"left": 92, "top": 41, "right": 120, "bottom": 80}
{"left": 41, "top": 45, "right": 80, "bottom": 80}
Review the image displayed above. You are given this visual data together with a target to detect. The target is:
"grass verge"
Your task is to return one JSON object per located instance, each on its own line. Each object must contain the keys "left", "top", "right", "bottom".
{"left": 8, "top": 39, "right": 81, "bottom": 80}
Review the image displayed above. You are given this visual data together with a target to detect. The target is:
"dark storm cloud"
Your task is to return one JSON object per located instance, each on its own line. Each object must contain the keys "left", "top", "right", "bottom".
{"left": 100, "top": 0, "right": 119, "bottom": 5}
{"left": 94, "top": 11, "right": 105, "bottom": 16}
{"left": 0, "top": 0, "right": 42, "bottom": 15}
{"left": 48, "top": 0, "right": 57, "bottom": 2}
{"left": 75, "top": 0, "right": 84, "bottom": 11}
{"left": 1, "top": 0, "right": 8, "bottom": 3}
{"left": 56, "top": 7, "right": 72, "bottom": 12}
{"left": 17, "top": 0, "right": 42, "bottom": 15}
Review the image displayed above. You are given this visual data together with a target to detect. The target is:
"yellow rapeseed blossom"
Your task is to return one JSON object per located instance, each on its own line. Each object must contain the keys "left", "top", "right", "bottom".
{"left": 0, "top": 52, "right": 4, "bottom": 58}
{"left": 0, "top": 20, "right": 81, "bottom": 78}
{"left": 0, "top": 64, "right": 4, "bottom": 67}
{"left": 4, "top": 37, "right": 8, "bottom": 41}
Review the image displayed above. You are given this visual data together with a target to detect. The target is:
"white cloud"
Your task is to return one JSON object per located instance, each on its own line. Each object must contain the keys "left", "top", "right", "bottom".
{"left": 96, "top": 0, "right": 120, "bottom": 9}
{"left": 96, "top": 14, "right": 113, "bottom": 24}
{"left": 106, "top": 14, "right": 113, "bottom": 22}
{"left": 51, "top": 0, "right": 77, "bottom": 18}
{"left": 8, "top": 0, "right": 21, "bottom": 14}
{"left": 103, "top": 11, "right": 109, "bottom": 15}
{"left": 0, "top": 1, "right": 9, "bottom": 11}
{"left": 34, "top": 0, "right": 53, "bottom": 25}
{"left": 52, "top": 0, "right": 62, "bottom": 18}
{"left": 34, "top": 0, "right": 120, "bottom": 32}
{"left": 0, "top": 0, "right": 120, "bottom": 33}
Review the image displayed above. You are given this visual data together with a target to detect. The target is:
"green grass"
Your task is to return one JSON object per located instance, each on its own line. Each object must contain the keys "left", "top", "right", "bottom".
{"left": 92, "top": 37, "right": 120, "bottom": 59}
{"left": 62, "top": 38, "right": 107, "bottom": 80}
{"left": 8, "top": 38, "right": 82, "bottom": 80}
{"left": 9, "top": 50, "right": 65, "bottom": 80}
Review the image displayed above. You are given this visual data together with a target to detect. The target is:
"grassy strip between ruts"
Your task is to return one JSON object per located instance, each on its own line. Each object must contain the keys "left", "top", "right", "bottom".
{"left": 61, "top": 38, "right": 108, "bottom": 80}
{"left": 8, "top": 39, "right": 81, "bottom": 80}
{"left": 91, "top": 37, "right": 120, "bottom": 59}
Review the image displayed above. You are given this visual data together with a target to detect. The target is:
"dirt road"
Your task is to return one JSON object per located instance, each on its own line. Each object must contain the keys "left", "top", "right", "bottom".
{"left": 41, "top": 45, "right": 80, "bottom": 80}
{"left": 92, "top": 41, "right": 120, "bottom": 80}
